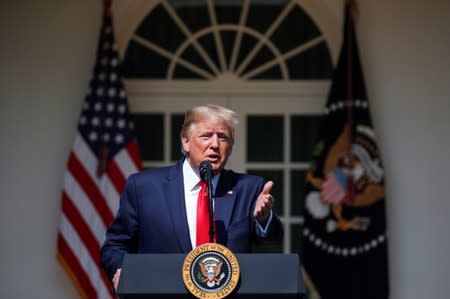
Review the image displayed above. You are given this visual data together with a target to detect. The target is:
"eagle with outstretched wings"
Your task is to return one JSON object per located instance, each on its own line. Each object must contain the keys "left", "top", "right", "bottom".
{"left": 306, "top": 123, "right": 385, "bottom": 232}
{"left": 200, "top": 261, "right": 223, "bottom": 283}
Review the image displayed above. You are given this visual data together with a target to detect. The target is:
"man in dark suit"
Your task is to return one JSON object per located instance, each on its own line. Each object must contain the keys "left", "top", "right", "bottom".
{"left": 100, "top": 104, "right": 283, "bottom": 290}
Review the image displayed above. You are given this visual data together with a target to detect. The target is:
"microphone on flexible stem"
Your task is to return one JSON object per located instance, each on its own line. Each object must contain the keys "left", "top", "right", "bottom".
{"left": 199, "top": 160, "right": 215, "bottom": 243}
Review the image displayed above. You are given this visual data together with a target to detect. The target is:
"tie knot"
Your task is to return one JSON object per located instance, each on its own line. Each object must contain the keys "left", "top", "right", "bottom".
{"left": 199, "top": 180, "right": 207, "bottom": 189}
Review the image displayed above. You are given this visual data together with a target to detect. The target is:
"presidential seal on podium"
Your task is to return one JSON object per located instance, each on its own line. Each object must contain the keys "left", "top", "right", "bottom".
{"left": 182, "top": 243, "right": 240, "bottom": 299}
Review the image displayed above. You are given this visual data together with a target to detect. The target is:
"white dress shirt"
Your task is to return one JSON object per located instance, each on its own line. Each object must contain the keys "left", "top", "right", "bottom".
{"left": 183, "top": 159, "right": 220, "bottom": 249}
{"left": 182, "top": 159, "right": 273, "bottom": 249}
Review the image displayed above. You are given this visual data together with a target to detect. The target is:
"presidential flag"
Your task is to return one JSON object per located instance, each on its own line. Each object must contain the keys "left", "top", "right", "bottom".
{"left": 57, "top": 1, "right": 143, "bottom": 298}
{"left": 302, "top": 3, "right": 389, "bottom": 299}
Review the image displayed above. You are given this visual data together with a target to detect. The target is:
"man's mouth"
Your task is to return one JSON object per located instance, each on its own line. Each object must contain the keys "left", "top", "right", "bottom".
{"left": 206, "top": 154, "right": 220, "bottom": 163}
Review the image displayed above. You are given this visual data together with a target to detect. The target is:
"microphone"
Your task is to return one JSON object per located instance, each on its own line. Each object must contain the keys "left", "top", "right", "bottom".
{"left": 199, "top": 160, "right": 211, "bottom": 182}
{"left": 199, "top": 160, "right": 215, "bottom": 243}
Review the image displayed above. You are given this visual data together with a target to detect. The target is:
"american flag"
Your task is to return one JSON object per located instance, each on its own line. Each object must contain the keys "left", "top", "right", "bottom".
{"left": 57, "top": 2, "right": 142, "bottom": 298}
{"left": 321, "top": 168, "right": 353, "bottom": 204}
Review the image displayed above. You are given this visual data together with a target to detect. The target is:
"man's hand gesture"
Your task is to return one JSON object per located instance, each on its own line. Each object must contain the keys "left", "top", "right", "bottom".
{"left": 253, "top": 181, "right": 275, "bottom": 223}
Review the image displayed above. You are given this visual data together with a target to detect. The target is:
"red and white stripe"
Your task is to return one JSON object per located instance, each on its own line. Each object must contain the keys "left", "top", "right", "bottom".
{"left": 321, "top": 173, "right": 348, "bottom": 204}
{"left": 57, "top": 133, "right": 142, "bottom": 299}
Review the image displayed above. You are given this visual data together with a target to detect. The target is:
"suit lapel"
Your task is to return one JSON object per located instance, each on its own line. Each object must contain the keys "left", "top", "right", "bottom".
{"left": 164, "top": 160, "right": 192, "bottom": 252}
{"left": 163, "top": 163, "right": 238, "bottom": 250}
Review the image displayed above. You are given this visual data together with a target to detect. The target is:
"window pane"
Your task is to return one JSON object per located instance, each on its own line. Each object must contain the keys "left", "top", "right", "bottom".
{"left": 123, "top": 41, "right": 170, "bottom": 79}
{"left": 235, "top": 34, "right": 258, "bottom": 71}
{"left": 171, "top": 114, "right": 185, "bottom": 161}
{"left": 173, "top": 63, "right": 205, "bottom": 79}
{"left": 197, "top": 34, "right": 220, "bottom": 75}
{"left": 247, "top": 1, "right": 288, "bottom": 34}
{"left": 169, "top": 0, "right": 210, "bottom": 33}
{"left": 247, "top": 169, "right": 283, "bottom": 216}
{"left": 287, "top": 42, "right": 333, "bottom": 79}
{"left": 133, "top": 114, "right": 164, "bottom": 161}
{"left": 247, "top": 115, "right": 283, "bottom": 162}
{"left": 250, "top": 64, "right": 282, "bottom": 79}
{"left": 180, "top": 44, "right": 215, "bottom": 76}
{"left": 291, "top": 115, "right": 321, "bottom": 162}
{"left": 271, "top": 5, "right": 320, "bottom": 53}
{"left": 220, "top": 31, "right": 236, "bottom": 66}
{"left": 216, "top": 2, "right": 242, "bottom": 25}
{"left": 136, "top": 4, "right": 184, "bottom": 53}
{"left": 243, "top": 45, "right": 278, "bottom": 78}
{"left": 291, "top": 170, "right": 307, "bottom": 216}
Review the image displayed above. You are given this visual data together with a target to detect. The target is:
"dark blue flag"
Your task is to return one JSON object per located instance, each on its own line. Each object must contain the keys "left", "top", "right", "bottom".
{"left": 302, "top": 3, "right": 389, "bottom": 299}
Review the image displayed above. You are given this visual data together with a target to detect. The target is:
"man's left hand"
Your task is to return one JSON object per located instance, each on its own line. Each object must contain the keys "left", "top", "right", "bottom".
{"left": 253, "top": 181, "right": 275, "bottom": 223}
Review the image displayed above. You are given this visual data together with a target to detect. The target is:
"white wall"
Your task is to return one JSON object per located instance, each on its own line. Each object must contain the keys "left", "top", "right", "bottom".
{"left": 358, "top": 1, "right": 450, "bottom": 297}
{"left": 0, "top": 0, "right": 449, "bottom": 298}
{"left": 0, "top": 1, "right": 100, "bottom": 298}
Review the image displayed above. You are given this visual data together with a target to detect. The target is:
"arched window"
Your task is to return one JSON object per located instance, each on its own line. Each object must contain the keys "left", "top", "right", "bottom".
{"left": 116, "top": 0, "right": 339, "bottom": 256}
{"left": 123, "top": 0, "right": 332, "bottom": 80}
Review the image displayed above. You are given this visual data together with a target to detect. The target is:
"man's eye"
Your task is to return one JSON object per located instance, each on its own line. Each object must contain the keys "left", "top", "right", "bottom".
{"left": 218, "top": 135, "right": 230, "bottom": 141}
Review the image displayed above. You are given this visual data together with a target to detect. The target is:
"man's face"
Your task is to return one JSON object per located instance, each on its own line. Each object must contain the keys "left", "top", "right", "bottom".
{"left": 182, "top": 119, "right": 232, "bottom": 175}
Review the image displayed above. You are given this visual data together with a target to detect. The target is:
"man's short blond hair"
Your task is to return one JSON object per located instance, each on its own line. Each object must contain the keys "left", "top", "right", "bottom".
{"left": 180, "top": 104, "right": 239, "bottom": 155}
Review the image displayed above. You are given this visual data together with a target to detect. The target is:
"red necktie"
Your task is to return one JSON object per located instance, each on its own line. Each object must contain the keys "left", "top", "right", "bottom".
{"left": 196, "top": 180, "right": 215, "bottom": 246}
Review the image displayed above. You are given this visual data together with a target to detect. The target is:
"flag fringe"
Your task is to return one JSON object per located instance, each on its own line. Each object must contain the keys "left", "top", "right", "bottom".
{"left": 302, "top": 268, "right": 321, "bottom": 299}
{"left": 57, "top": 252, "right": 89, "bottom": 299}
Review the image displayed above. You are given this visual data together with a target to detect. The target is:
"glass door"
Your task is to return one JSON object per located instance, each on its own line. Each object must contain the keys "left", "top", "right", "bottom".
{"left": 229, "top": 95, "right": 324, "bottom": 253}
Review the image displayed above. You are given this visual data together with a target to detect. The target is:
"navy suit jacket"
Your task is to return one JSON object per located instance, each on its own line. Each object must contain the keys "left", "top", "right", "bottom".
{"left": 100, "top": 159, "right": 283, "bottom": 281}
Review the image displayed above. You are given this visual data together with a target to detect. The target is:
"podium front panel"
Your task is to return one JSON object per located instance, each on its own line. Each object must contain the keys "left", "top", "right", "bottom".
{"left": 117, "top": 253, "right": 305, "bottom": 298}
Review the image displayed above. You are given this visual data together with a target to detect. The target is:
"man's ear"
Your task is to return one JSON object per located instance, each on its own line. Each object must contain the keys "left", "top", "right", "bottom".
{"left": 181, "top": 136, "right": 190, "bottom": 153}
